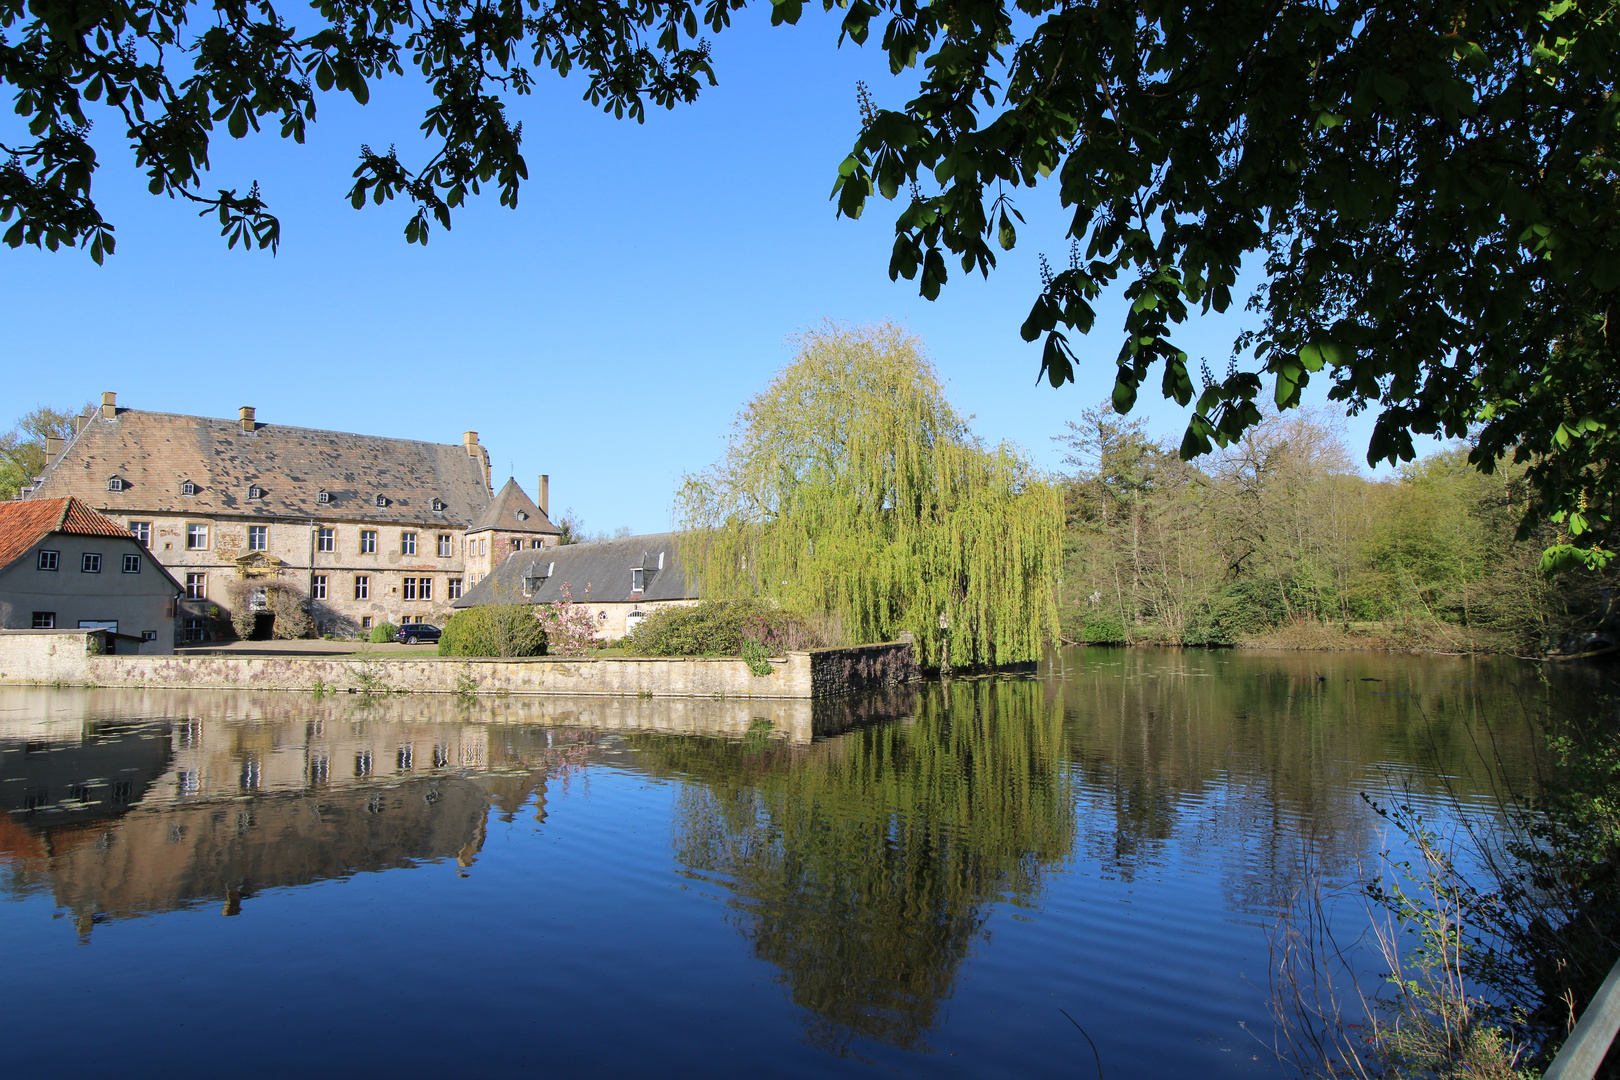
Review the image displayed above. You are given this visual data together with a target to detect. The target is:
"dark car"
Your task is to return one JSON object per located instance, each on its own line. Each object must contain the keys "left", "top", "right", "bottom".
{"left": 395, "top": 623, "right": 441, "bottom": 645}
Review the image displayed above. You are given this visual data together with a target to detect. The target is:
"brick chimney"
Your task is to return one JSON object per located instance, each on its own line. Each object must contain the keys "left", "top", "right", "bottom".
{"left": 239, "top": 406, "right": 257, "bottom": 433}
{"left": 100, "top": 391, "right": 116, "bottom": 419}
{"left": 538, "top": 474, "right": 549, "bottom": 517}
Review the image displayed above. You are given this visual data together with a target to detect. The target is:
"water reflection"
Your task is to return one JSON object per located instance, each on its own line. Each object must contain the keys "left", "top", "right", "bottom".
{"left": 627, "top": 679, "right": 1074, "bottom": 1053}
{"left": 0, "top": 653, "right": 1567, "bottom": 1074}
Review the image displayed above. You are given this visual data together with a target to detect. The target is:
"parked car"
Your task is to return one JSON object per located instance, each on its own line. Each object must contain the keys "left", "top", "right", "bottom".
{"left": 395, "top": 623, "right": 441, "bottom": 645}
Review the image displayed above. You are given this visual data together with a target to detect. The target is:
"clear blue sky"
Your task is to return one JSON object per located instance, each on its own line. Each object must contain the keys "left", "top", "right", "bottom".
{"left": 0, "top": 10, "right": 1434, "bottom": 534}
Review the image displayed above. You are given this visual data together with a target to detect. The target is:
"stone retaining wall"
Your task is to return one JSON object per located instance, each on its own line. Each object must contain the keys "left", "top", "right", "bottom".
{"left": 0, "top": 632, "right": 917, "bottom": 700}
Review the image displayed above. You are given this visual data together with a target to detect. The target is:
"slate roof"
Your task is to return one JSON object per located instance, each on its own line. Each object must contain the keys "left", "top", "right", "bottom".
{"left": 26, "top": 407, "right": 494, "bottom": 525}
{"left": 467, "top": 477, "right": 559, "bottom": 536}
{"left": 0, "top": 498, "right": 178, "bottom": 592}
{"left": 454, "top": 532, "right": 695, "bottom": 608}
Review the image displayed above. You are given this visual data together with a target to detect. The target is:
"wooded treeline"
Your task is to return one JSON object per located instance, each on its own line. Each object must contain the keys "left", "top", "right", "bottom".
{"left": 1057, "top": 404, "right": 1616, "bottom": 654}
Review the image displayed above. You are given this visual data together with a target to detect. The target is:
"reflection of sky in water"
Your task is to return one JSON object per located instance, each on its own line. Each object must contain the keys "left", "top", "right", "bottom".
{"left": 0, "top": 651, "right": 1561, "bottom": 1078}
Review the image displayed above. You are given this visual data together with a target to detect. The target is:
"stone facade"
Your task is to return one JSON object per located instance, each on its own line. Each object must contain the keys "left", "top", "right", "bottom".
{"left": 20, "top": 394, "right": 561, "bottom": 641}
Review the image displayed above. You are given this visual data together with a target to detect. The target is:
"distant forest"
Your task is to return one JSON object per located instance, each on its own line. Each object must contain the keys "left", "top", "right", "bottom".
{"left": 1055, "top": 404, "right": 1616, "bottom": 655}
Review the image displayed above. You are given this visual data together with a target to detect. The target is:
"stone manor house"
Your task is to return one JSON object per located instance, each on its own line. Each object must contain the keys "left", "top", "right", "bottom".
{"left": 19, "top": 394, "right": 561, "bottom": 641}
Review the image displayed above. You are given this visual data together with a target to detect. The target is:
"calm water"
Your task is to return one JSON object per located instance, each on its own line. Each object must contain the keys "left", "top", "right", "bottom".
{"left": 0, "top": 648, "right": 1575, "bottom": 1077}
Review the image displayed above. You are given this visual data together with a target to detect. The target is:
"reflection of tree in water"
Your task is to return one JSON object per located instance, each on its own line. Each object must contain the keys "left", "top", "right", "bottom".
{"left": 629, "top": 679, "right": 1075, "bottom": 1054}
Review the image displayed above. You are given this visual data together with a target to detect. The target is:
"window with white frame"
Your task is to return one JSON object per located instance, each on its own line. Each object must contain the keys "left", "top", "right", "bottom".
{"left": 311, "top": 574, "right": 327, "bottom": 600}
{"left": 248, "top": 525, "right": 268, "bottom": 551}
{"left": 374, "top": 494, "right": 387, "bottom": 508}
{"left": 431, "top": 498, "right": 445, "bottom": 512}
{"left": 632, "top": 567, "right": 644, "bottom": 592}
{"left": 318, "top": 489, "right": 331, "bottom": 504}
{"left": 360, "top": 530, "right": 377, "bottom": 554}
{"left": 186, "top": 523, "right": 208, "bottom": 550}
{"left": 317, "top": 527, "right": 334, "bottom": 552}
{"left": 141, "top": 630, "right": 157, "bottom": 641}
{"left": 448, "top": 578, "right": 463, "bottom": 600}
{"left": 361, "top": 616, "right": 373, "bottom": 629}
{"left": 437, "top": 534, "right": 452, "bottom": 557}
{"left": 128, "top": 521, "right": 151, "bottom": 546}
{"left": 37, "top": 550, "right": 59, "bottom": 571}
{"left": 32, "top": 612, "right": 55, "bottom": 629}
{"left": 81, "top": 552, "right": 102, "bottom": 573}
{"left": 185, "top": 573, "right": 206, "bottom": 600}
{"left": 180, "top": 480, "right": 197, "bottom": 496}
{"left": 401, "top": 532, "right": 417, "bottom": 556}
{"left": 354, "top": 575, "right": 369, "bottom": 600}
{"left": 107, "top": 476, "right": 125, "bottom": 492}
{"left": 402, "top": 577, "right": 419, "bottom": 600}
{"left": 248, "top": 485, "right": 265, "bottom": 500}
{"left": 419, "top": 578, "right": 433, "bottom": 601}
{"left": 122, "top": 553, "right": 141, "bottom": 573}
{"left": 183, "top": 619, "right": 205, "bottom": 642}
{"left": 510, "top": 537, "right": 522, "bottom": 551}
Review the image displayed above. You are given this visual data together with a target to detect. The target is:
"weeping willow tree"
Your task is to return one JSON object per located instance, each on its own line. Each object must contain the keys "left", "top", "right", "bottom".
{"left": 676, "top": 322, "right": 1062, "bottom": 667}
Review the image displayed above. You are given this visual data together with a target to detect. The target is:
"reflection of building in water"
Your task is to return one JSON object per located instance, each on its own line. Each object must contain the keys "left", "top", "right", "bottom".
{"left": 0, "top": 696, "right": 593, "bottom": 937}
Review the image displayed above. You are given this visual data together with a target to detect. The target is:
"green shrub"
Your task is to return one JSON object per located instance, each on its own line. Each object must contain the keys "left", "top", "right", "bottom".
{"left": 622, "top": 600, "right": 826, "bottom": 657}
{"left": 438, "top": 606, "right": 546, "bottom": 657}
{"left": 368, "top": 621, "right": 397, "bottom": 643}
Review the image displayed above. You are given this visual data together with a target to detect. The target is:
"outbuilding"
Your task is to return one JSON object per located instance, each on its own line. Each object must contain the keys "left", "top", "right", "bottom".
{"left": 0, "top": 497, "right": 182, "bottom": 652}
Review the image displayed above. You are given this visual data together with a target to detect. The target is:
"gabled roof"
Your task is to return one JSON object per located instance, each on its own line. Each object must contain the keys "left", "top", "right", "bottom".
{"left": 0, "top": 497, "right": 149, "bottom": 571}
{"left": 466, "top": 477, "right": 559, "bottom": 536}
{"left": 26, "top": 407, "right": 494, "bottom": 526}
{"left": 454, "top": 532, "right": 693, "bottom": 608}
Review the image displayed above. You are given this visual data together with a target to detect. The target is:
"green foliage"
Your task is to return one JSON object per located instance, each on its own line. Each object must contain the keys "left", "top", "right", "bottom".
{"left": 678, "top": 323, "right": 1062, "bottom": 667}
{"left": 368, "top": 621, "right": 397, "bottom": 644}
{"left": 437, "top": 607, "right": 545, "bottom": 658}
{"left": 622, "top": 599, "right": 822, "bottom": 658}
{"left": 1058, "top": 406, "right": 1609, "bottom": 652}
{"left": 0, "top": 405, "right": 84, "bottom": 501}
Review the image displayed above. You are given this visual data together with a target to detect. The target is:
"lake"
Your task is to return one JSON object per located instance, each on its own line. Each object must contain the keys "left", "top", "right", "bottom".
{"left": 0, "top": 648, "right": 1576, "bottom": 1077}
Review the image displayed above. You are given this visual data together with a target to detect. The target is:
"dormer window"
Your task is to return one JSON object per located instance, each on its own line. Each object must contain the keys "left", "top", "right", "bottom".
{"left": 375, "top": 494, "right": 388, "bottom": 508}
{"left": 180, "top": 480, "right": 197, "bottom": 496}
{"left": 106, "top": 476, "right": 125, "bottom": 492}
{"left": 248, "top": 485, "right": 265, "bottom": 500}
{"left": 632, "top": 568, "right": 645, "bottom": 592}
{"left": 318, "top": 490, "right": 331, "bottom": 505}
{"left": 431, "top": 498, "right": 445, "bottom": 513}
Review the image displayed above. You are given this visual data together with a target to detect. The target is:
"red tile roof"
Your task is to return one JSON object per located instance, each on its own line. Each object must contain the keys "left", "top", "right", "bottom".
{"left": 0, "top": 497, "right": 133, "bottom": 571}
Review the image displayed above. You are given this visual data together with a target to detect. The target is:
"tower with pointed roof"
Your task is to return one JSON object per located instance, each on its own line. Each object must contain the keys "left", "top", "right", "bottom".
{"left": 462, "top": 477, "right": 561, "bottom": 587}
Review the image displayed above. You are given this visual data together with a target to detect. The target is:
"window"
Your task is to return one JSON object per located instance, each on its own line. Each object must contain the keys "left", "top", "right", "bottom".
{"left": 247, "top": 525, "right": 268, "bottom": 551}
{"left": 128, "top": 521, "right": 151, "bottom": 546}
{"left": 183, "top": 618, "right": 205, "bottom": 642}
{"left": 533, "top": 539, "right": 545, "bottom": 549}
{"left": 632, "top": 567, "right": 644, "bottom": 592}
{"left": 401, "top": 531, "right": 417, "bottom": 556}
{"left": 318, "top": 489, "right": 331, "bottom": 504}
{"left": 361, "top": 616, "right": 373, "bottom": 629}
{"left": 360, "top": 530, "right": 377, "bottom": 554}
{"left": 122, "top": 554, "right": 141, "bottom": 573}
{"left": 248, "top": 485, "right": 265, "bottom": 500}
{"left": 478, "top": 538, "right": 486, "bottom": 556}
{"left": 81, "top": 552, "right": 102, "bottom": 573}
{"left": 419, "top": 578, "right": 433, "bottom": 601}
{"left": 398, "top": 745, "right": 414, "bottom": 772}
{"left": 431, "top": 498, "right": 446, "bottom": 512}
{"left": 185, "top": 573, "right": 206, "bottom": 600}
{"left": 510, "top": 537, "right": 522, "bottom": 551}
{"left": 448, "top": 578, "right": 463, "bottom": 600}
{"left": 437, "top": 534, "right": 452, "bottom": 557}
{"left": 402, "top": 577, "right": 418, "bottom": 601}
{"left": 317, "top": 527, "right": 334, "bottom": 552}
{"left": 355, "top": 750, "right": 373, "bottom": 777}
{"left": 180, "top": 480, "right": 197, "bottom": 496}
{"left": 141, "top": 630, "right": 157, "bottom": 642}
{"left": 177, "top": 770, "right": 200, "bottom": 796}
{"left": 309, "top": 753, "right": 329, "bottom": 785}
{"left": 311, "top": 574, "right": 327, "bottom": 600}
{"left": 37, "top": 549, "right": 58, "bottom": 571}
{"left": 374, "top": 494, "right": 388, "bottom": 508}
{"left": 186, "top": 523, "right": 208, "bottom": 549}
{"left": 354, "top": 575, "right": 370, "bottom": 600}
{"left": 31, "top": 612, "right": 55, "bottom": 629}
{"left": 107, "top": 476, "right": 125, "bottom": 492}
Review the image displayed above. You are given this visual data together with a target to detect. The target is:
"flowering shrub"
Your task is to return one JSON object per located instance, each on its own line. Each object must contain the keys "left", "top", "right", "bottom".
{"left": 535, "top": 582, "right": 598, "bottom": 657}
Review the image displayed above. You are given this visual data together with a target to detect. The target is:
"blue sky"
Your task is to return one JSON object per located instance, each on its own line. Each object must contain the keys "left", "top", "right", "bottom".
{"left": 0, "top": 10, "right": 1432, "bottom": 534}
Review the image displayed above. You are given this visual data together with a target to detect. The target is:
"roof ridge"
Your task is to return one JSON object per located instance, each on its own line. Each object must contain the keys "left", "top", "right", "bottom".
{"left": 97, "top": 407, "right": 477, "bottom": 451}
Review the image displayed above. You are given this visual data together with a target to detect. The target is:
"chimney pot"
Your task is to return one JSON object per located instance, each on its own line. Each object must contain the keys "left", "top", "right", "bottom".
{"left": 538, "top": 474, "right": 549, "bottom": 517}
{"left": 239, "top": 406, "right": 257, "bottom": 433}
{"left": 100, "top": 392, "right": 116, "bottom": 419}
